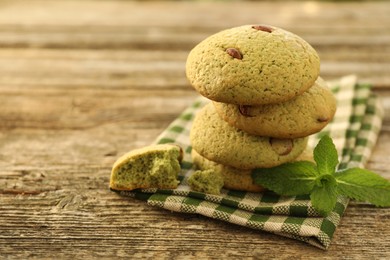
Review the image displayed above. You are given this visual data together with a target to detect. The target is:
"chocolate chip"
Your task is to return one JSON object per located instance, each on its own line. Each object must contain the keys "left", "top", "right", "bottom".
{"left": 252, "top": 25, "right": 273, "bottom": 33}
{"left": 226, "top": 48, "right": 242, "bottom": 59}
{"left": 269, "top": 138, "right": 293, "bottom": 156}
{"left": 238, "top": 105, "right": 254, "bottom": 117}
{"left": 317, "top": 117, "right": 329, "bottom": 123}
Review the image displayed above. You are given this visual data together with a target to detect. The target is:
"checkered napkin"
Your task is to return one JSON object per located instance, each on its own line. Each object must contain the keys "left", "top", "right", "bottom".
{"left": 117, "top": 75, "right": 383, "bottom": 250}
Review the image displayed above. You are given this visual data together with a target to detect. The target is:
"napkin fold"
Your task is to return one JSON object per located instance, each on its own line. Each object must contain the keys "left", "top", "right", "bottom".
{"left": 116, "top": 75, "right": 383, "bottom": 250}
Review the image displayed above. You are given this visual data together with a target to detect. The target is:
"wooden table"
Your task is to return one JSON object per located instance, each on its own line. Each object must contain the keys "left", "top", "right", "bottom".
{"left": 1, "top": 0, "right": 389, "bottom": 258}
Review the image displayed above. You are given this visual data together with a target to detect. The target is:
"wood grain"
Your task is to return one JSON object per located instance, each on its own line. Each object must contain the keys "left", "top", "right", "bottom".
{"left": 0, "top": 0, "right": 389, "bottom": 258}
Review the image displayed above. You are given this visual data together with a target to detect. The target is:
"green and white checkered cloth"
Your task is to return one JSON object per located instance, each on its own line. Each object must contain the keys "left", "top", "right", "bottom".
{"left": 116, "top": 75, "right": 383, "bottom": 250}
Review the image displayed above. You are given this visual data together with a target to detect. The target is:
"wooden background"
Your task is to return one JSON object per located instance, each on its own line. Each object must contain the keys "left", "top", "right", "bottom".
{"left": 0, "top": 0, "right": 389, "bottom": 258}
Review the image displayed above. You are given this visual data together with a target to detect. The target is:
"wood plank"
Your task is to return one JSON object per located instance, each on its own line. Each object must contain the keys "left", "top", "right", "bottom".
{"left": 0, "top": 1, "right": 388, "bottom": 28}
{"left": 0, "top": 90, "right": 197, "bottom": 130}
{"left": 0, "top": 48, "right": 389, "bottom": 89}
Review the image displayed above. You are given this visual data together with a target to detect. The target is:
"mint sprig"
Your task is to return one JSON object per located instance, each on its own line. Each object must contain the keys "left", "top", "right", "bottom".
{"left": 252, "top": 135, "right": 390, "bottom": 216}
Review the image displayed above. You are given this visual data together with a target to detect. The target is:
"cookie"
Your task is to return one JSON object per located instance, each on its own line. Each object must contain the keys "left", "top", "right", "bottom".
{"left": 110, "top": 144, "right": 183, "bottom": 191}
{"left": 186, "top": 24, "right": 320, "bottom": 105}
{"left": 192, "top": 146, "right": 314, "bottom": 193}
{"left": 190, "top": 103, "right": 309, "bottom": 169}
{"left": 213, "top": 77, "right": 337, "bottom": 138}
{"left": 191, "top": 149, "right": 264, "bottom": 193}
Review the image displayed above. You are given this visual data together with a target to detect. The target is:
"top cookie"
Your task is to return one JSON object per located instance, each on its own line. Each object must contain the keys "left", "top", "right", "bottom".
{"left": 186, "top": 24, "right": 320, "bottom": 105}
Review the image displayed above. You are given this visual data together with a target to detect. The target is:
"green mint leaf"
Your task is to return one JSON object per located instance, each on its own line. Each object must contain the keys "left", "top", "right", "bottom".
{"left": 252, "top": 135, "right": 390, "bottom": 216}
{"left": 310, "top": 174, "right": 338, "bottom": 216}
{"left": 335, "top": 168, "right": 390, "bottom": 207}
{"left": 314, "top": 135, "right": 339, "bottom": 176}
{"left": 252, "top": 161, "right": 318, "bottom": 196}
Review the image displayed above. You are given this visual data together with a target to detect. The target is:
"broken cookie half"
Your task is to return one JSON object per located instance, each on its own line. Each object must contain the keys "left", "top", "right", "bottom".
{"left": 110, "top": 144, "right": 183, "bottom": 191}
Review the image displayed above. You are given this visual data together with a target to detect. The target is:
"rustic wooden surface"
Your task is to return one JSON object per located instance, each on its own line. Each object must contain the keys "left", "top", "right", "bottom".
{"left": 0, "top": 0, "right": 389, "bottom": 258}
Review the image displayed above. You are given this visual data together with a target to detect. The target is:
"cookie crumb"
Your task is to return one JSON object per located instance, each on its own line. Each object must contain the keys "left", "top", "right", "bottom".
{"left": 188, "top": 169, "right": 224, "bottom": 195}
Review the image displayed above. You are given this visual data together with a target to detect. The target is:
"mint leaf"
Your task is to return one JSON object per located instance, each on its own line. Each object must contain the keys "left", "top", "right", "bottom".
{"left": 314, "top": 135, "right": 339, "bottom": 175}
{"left": 335, "top": 168, "right": 390, "bottom": 207}
{"left": 252, "top": 161, "right": 318, "bottom": 196}
{"left": 252, "top": 135, "right": 390, "bottom": 217}
{"left": 310, "top": 174, "right": 338, "bottom": 216}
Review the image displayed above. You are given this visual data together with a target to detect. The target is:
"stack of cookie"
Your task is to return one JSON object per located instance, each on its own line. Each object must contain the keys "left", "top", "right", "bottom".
{"left": 186, "top": 25, "right": 336, "bottom": 192}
